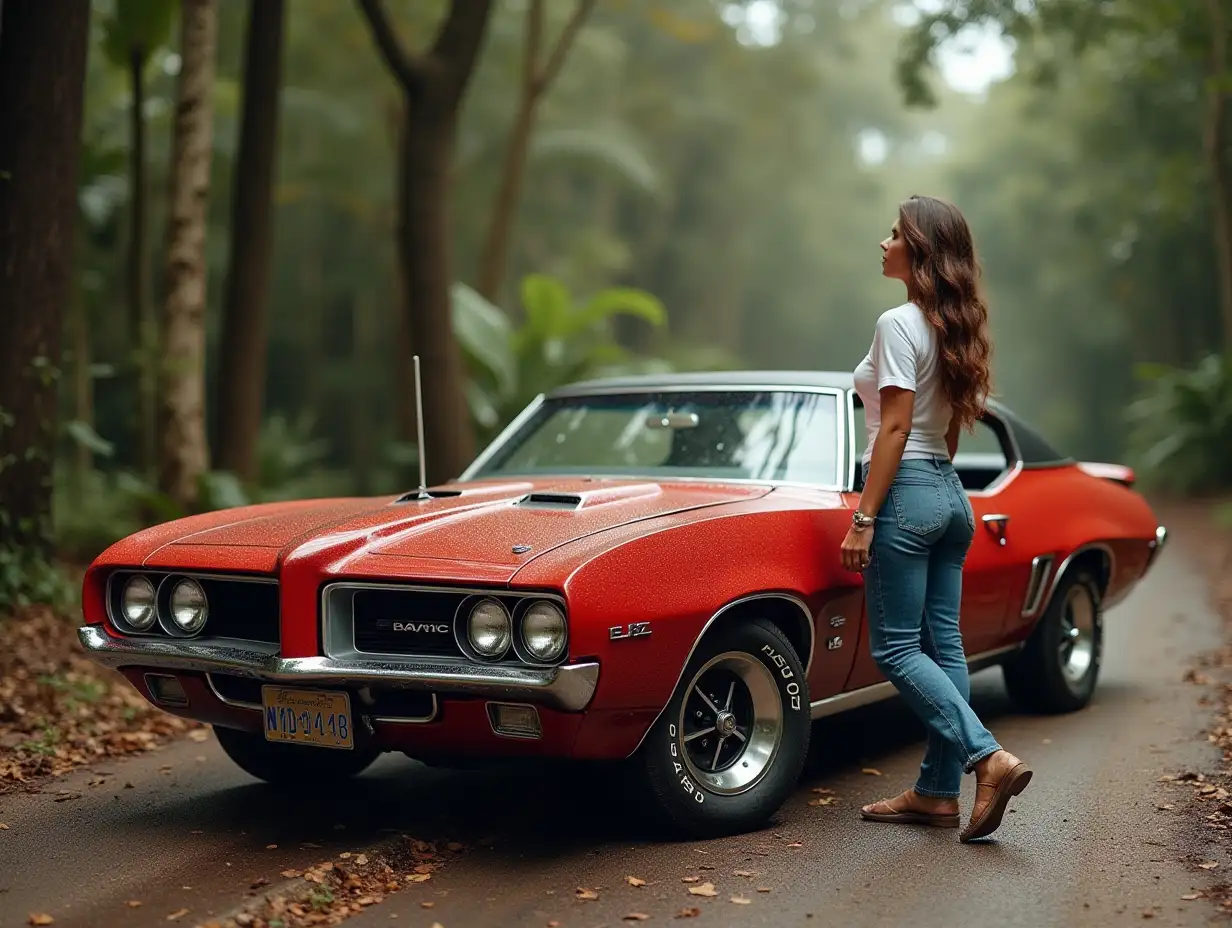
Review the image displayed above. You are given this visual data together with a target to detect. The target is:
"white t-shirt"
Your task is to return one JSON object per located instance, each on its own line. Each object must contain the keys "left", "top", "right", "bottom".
{"left": 853, "top": 302, "right": 952, "bottom": 464}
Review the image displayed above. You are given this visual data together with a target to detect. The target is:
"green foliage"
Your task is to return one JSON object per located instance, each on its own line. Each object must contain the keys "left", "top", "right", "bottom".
{"left": 1126, "top": 354, "right": 1232, "bottom": 495}
{"left": 0, "top": 546, "right": 76, "bottom": 614}
{"left": 454, "top": 274, "right": 670, "bottom": 440}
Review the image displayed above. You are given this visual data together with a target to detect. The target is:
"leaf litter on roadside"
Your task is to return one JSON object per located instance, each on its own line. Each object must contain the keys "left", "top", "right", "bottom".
{"left": 1, "top": 604, "right": 205, "bottom": 792}
{"left": 189, "top": 836, "right": 455, "bottom": 928}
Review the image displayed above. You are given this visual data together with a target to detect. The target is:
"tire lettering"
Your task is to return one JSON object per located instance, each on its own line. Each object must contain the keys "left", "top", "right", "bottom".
{"left": 760, "top": 644, "right": 794, "bottom": 680}
{"left": 786, "top": 680, "right": 801, "bottom": 711}
{"left": 666, "top": 723, "right": 705, "bottom": 804}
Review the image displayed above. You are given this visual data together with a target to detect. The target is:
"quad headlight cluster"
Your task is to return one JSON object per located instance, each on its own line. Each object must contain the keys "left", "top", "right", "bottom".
{"left": 463, "top": 596, "right": 567, "bottom": 664}
{"left": 114, "top": 574, "right": 210, "bottom": 637}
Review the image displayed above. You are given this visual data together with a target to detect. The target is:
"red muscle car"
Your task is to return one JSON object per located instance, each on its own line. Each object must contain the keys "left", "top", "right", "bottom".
{"left": 78, "top": 372, "right": 1167, "bottom": 837}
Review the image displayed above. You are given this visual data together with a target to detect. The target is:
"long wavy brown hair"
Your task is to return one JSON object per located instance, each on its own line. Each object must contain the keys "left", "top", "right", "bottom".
{"left": 897, "top": 195, "right": 993, "bottom": 431}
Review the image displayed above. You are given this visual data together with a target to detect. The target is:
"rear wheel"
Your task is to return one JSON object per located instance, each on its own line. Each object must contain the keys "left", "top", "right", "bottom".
{"left": 214, "top": 725, "right": 381, "bottom": 786}
{"left": 1002, "top": 569, "right": 1103, "bottom": 714}
{"left": 639, "top": 617, "right": 811, "bottom": 838}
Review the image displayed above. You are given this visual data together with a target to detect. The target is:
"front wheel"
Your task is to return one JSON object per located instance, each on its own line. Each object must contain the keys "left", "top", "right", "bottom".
{"left": 214, "top": 725, "right": 381, "bottom": 786}
{"left": 1002, "top": 569, "right": 1103, "bottom": 714}
{"left": 639, "top": 617, "right": 811, "bottom": 838}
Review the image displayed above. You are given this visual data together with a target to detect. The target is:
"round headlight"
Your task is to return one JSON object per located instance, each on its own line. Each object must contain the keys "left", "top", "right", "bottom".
{"left": 468, "top": 599, "right": 511, "bottom": 658}
{"left": 169, "top": 578, "right": 208, "bottom": 635}
{"left": 521, "top": 601, "right": 566, "bottom": 662}
{"left": 121, "top": 575, "right": 157, "bottom": 630}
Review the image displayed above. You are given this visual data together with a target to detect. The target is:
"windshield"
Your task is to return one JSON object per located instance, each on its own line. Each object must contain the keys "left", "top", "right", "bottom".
{"left": 472, "top": 390, "right": 841, "bottom": 485}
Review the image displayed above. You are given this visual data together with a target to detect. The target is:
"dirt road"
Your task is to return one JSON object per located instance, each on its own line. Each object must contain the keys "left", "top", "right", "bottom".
{"left": 1, "top": 534, "right": 1227, "bottom": 928}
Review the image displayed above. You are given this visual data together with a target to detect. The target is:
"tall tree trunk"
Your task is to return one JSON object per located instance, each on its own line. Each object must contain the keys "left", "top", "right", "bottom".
{"left": 129, "top": 44, "right": 157, "bottom": 478}
{"left": 475, "top": 0, "right": 597, "bottom": 304}
{"left": 1206, "top": 0, "right": 1232, "bottom": 349}
{"left": 0, "top": 0, "right": 90, "bottom": 554}
{"left": 352, "top": 291, "right": 376, "bottom": 495}
{"left": 158, "top": 0, "right": 217, "bottom": 511}
{"left": 357, "top": 0, "right": 495, "bottom": 484}
{"left": 70, "top": 278, "right": 93, "bottom": 492}
{"left": 216, "top": 0, "right": 285, "bottom": 482}
{"left": 400, "top": 106, "right": 475, "bottom": 483}
{"left": 387, "top": 98, "right": 418, "bottom": 446}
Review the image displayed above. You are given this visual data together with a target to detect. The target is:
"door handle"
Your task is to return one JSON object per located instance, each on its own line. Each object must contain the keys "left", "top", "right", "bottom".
{"left": 982, "top": 513, "right": 1010, "bottom": 546}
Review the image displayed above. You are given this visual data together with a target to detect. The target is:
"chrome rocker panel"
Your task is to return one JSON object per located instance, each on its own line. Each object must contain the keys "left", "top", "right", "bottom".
{"left": 77, "top": 625, "right": 600, "bottom": 712}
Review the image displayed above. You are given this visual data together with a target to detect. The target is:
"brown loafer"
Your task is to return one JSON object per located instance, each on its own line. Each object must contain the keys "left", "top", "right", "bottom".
{"left": 860, "top": 793, "right": 960, "bottom": 828}
{"left": 960, "top": 762, "right": 1033, "bottom": 842}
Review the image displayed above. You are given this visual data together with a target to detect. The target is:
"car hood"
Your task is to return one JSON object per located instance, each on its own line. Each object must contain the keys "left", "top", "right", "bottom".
{"left": 158, "top": 479, "right": 770, "bottom": 573}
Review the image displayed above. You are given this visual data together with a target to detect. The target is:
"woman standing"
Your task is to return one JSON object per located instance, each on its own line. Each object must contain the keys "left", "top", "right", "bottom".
{"left": 842, "top": 195, "right": 1031, "bottom": 843}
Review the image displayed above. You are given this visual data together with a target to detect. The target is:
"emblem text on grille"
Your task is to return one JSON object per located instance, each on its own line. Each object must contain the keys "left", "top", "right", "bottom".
{"left": 609, "top": 621, "right": 651, "bottom": 641}
{"left": 392, "top": 622, "right": 451, "bottom": 633}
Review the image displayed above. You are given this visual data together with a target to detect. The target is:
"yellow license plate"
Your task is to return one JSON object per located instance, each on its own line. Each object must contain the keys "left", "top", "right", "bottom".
{"left": 261, "top": 686, "right": 353, "bottom": 750}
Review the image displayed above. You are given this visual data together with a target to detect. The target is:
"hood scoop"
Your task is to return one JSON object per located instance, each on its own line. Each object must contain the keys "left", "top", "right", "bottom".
{"left": 515, "top": 483, "right": 661, "bottom": 511}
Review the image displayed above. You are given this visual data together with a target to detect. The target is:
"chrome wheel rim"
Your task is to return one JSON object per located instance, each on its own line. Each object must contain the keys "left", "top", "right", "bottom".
{"left": 677, "top": 651, "right": 783, "bottom": 796}
{"left": 1058, "top": 585, "right": 1097, "bottom": 686}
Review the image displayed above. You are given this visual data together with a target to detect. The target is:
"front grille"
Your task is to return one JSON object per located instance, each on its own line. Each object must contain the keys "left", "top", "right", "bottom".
{"left": 199, "top": 578, "right": 280, "bottom": 643}
{"left": 107, "top": 569, "right": 279, "bottom": 645}
{"left": 352, "top": 588, "right": 464, "bottom": 658}
{"left": 337, "top": 585, "right": 566, "bottom": 665}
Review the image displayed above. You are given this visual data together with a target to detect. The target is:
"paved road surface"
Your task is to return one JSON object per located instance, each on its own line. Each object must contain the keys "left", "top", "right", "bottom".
{"left": 1, "top": 536, "right": 1227, "bottom": 928}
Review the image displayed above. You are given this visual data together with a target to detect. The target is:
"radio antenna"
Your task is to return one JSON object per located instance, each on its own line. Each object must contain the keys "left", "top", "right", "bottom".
{"left": 413, "top": 354, "right": 428, "bottom": 498}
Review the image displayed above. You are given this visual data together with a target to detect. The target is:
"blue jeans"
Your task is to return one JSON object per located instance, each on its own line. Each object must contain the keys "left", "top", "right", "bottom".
{"left": 861, "top": 456, "right": 1001, "bottom": 797}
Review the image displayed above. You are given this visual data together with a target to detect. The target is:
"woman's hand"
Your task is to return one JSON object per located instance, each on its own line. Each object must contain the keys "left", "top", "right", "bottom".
{"left": 841, "top": 525, "right": 874, "bottom": 572}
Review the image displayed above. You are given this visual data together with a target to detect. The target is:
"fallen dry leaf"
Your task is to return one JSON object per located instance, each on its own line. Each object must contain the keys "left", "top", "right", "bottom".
{"left": 166, "top": 909, "right": 189, "bottom": 922}
{"left": 730, "top": 895, "right": 752, "bottom": 905}
{"left": 576, "top": 887, "right": 600, "bottom": 901}
{"left": 405, "top": 873, "right": 431, "bottom": 883}
{"left": 623, "top": 915, "right": 651, "bottom": 922}
{"left": 0, "top": 823, "right": 8, "bottom": 829}
{"left": 787, "top": 841, "right": 804, "bottom": 848}
{"left": 1182, "top": 893, "right": 1204, "bottom": 900}
{"left": 28, "top": 916, "right": 54, "bottom": 926}
{"left": 265, "top": 844, "right": 277, "bottom": 850}
{"left": 733, "top": 870, "right": 754, "bottom": 878}
{"left": 862, "top": 768, "right": 882, "bottom": 776}
{"left": 422, "top": 901, "right": 435, "bottom": 909}
{"left": 675, "top": 908, "right": 702, "bottom": 919}
{"left": 188, "top": 729, "right": 209, "bottom": 742}
{"left": 688, "top": 882, "right": 718, "bottom": 897}
{"left": 355, "top": 854, "right": 369, "bottom": 866}
{"left": 626, "top": 876, "right": 647, "bottom": 887}
{"left": 758, "top": 887, "right": 772, "bottom": 893}
{"left": 1199, "top": 861, "right": 1221, "bottom": 869}
{"left": 808, "top": 797, "right": 836, "bottom": 807}
{"left": 281, "top": 869, "right": 301, "bottom": 878}
{"left": 126, "top": 901, "right": 142, "bottom": 908}
{"left": 810, "top": 787, "right": 835, "bottom": 795}
{"left": 681, "top": 876, "right": 700, "bottom": 884}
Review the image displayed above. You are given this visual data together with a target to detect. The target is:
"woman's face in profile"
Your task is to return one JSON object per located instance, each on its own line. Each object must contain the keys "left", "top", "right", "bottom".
{"left": 880, "top": 220, "right": 911, "bottom": 283}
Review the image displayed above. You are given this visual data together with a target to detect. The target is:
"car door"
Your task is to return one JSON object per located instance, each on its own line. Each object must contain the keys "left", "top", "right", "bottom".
{"left": 841, "top": 398, "right": 1022, "bottom": 690}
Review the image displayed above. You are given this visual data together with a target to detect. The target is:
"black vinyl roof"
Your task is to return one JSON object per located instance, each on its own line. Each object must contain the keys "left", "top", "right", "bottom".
{"left": 549, "top": 371, "right": 1074, "bottom": 467}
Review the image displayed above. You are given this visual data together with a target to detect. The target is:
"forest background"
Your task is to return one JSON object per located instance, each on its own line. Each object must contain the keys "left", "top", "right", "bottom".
{"left": 2, "top": 0, "right": 1230, "bottom": 607}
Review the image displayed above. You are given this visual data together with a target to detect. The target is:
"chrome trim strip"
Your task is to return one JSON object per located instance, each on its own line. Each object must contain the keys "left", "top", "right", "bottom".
{"left": 459, "top": 385, "right": 847, "bottom": 491}
{"left": 845, "top": 388, "right": 858, "bottom": 492}
{"left": 626, "top": 592, "right": 817, "bottom": 757}
{"left": 372, "top": 693, "right": 439, "bottom": 725}
{"left": 1020, "top": 555, "right": 1055, "bottom": 617}
{"left": 206, "top": 671, "right": 263, "bottom": 710}
{"left": 1038, "top": 542, "right": 1117, "bottom": 611}
{"left": 77, "top": 625, "right": 600, "bottom": 712}
{"left": 458, "top": 393, "right": 547, "bottom": 481}
{"left": 808, "top": 645, "right": 1023, "bottom": 719}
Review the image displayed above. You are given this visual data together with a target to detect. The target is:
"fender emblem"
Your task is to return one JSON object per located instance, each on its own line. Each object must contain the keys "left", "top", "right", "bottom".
{"left": 610, "top": 622, "right": 651, "bottom": 640}
{"left": 392, "top": 622, "right": 451, "bottom": 634}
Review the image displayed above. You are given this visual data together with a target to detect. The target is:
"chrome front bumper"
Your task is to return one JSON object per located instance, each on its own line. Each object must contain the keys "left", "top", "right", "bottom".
{"left": 77, "top": 625, "right": 600, "bottom": 712}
